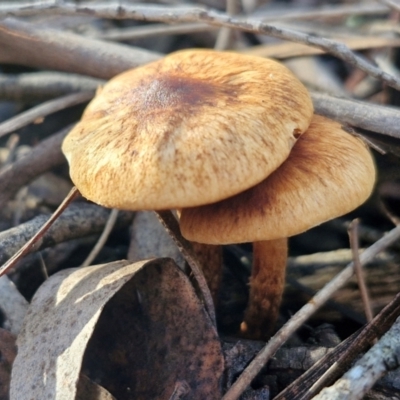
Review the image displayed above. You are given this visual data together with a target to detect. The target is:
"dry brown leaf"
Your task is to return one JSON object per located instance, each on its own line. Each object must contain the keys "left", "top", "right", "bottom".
{"left": 82, "top": 257, "right": 224, "bottom": 399}
{"left": 10, "top": 258, "right": 223, "bottom": 400}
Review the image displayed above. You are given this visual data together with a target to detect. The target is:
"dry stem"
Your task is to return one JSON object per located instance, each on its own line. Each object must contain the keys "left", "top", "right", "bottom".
{"left": 80, "top": 209, "right": 119, "bottom": 268}
{"left": 348, "top": 219, "right": 374, "bottom": 323}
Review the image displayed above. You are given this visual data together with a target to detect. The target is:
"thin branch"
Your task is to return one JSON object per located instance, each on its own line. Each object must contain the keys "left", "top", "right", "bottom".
{"left": 287, "top": 248, "right": 393, "bottom": 269}
{"left": 80, "top": 209, "right": 119, "bottom": 268}
{"left": 0, "top": 2, "right": 389, "bottom": 21}
{"left": 311, "top": 92, "right": 400, "bottom": 139}
{"left": 0, "top": 3, "right": 398, "bottom": 90}
{"left": 379, "top": 200, "right": 400, "bottom": 226}
{"left": 0, "top": 187, "right": 79, "bottom": 277}
{"left": 214, "top": 0, "right": 239, "bottom": 51}
{"left": 0, "top": 91, "right": 94, "bottom": 139}
{"left": 286, "top": 277, "right": 367, "bottom": 325}
{"left": 331, "top": 219, "right": 400, "bottom": 251}
{"left": 0, "top": 125, "right": 72, "bottom": 208}
{"left": 252, "top": 3, "right": 389, "bottom": 21}
{"left": 0, "top": 72, "right": 102, "bottom": 101}
{"left": 222, "top": 224, "right": 400, "bottom": 400}
{"left": 37, "top": 253, "right": 49, "bottom": 280}
{"left": 348, "top": 219, "right": 374, "bottom": 323}
{"left": 0, "top": 202, "right": 134, "bottom": 266}
{"left": 0, "top": 18, "right": 161, "bottom": 79}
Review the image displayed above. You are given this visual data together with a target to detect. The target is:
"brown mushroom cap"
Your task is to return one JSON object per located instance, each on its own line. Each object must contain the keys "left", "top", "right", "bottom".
{"left": 180, "top": 115, "right": 376, "bottom": 244}
{"left": 62, "top": 49, "right": 313, "bottom": 210}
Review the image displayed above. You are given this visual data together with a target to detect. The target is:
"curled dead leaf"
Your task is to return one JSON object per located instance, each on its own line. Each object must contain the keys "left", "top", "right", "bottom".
{"left": 11, "top": 258, "right": 223, "bottom": 400}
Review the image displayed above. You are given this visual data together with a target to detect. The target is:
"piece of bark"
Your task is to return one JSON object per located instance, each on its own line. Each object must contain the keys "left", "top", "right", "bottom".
{"left": 10, "top": 258, "right": 224, "bottom": 399}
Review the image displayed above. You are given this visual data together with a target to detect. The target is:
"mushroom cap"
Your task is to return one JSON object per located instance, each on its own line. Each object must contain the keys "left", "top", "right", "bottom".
{"left": 180, "top": 115, "right": 376, "bottom": 244}
{"left": 62, "top": 49, "right": 313, "bottom": 210}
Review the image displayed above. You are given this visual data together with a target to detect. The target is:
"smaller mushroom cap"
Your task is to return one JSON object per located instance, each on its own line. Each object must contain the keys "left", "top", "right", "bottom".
{"left": 180, "top": 115, "right": 376, "bottom": 244}
{"left": 62, "top": 49, "right": 313, "bottom": 210}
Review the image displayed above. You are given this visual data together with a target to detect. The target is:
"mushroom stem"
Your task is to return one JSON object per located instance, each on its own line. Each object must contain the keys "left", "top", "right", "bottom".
{"left": 240, "top": 238, "right": 288, "bottom": 340}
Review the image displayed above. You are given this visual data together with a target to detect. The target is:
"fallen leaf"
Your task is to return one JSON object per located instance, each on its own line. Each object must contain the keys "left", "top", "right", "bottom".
{"left": 11, "top": 258, "right": 223, "bottom": 399}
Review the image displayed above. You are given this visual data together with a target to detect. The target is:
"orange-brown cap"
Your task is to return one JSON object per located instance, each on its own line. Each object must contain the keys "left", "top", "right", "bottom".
{"left": 62, "top": 49, "right": 313, "bottom": 210}
{"left": 180, "top": 115, "right": 376, "bottom": 244}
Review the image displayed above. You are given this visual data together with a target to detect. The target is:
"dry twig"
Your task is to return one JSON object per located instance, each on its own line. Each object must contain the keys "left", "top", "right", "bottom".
{"left": 348, "top": 219, "right": 374, "bottom": 323}
{"left": 0, "top": 92, "right": 93, "bottom": 139}
{"left": 0, "top": 187, "right": 79, "bottom": 277}
{"left": 0, "top": 202, "right": 134, "bottom": 267}
{"left": 252, "top": 3, "right": 389, "bottom": 21}
{"left": 311, "top": 92, "right": 400, "bottom": 139}
{"left": 0, "top": 18, "right": 161, "bottom": 79}
{"left": 0, "top": 2, "right": 389, "bottom": 21}
{"left": 80, "top": 209, "right": 119, "bottom": 268}
{"left": 0, "top": 72, "right": 102, "bottom": 101}
{"left": 214, "top": 0, "right": 238, "bottom": 51}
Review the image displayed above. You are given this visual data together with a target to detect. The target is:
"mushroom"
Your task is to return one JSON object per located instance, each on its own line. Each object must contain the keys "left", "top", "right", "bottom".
{"left": 61, "top": 49, "right": 313, "bottom": 211}
{"left": 180, "top": 115, "right": 376, "bottom": 339}
{"left": 61, "top": 49, "right": 313, "bottom": 303}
